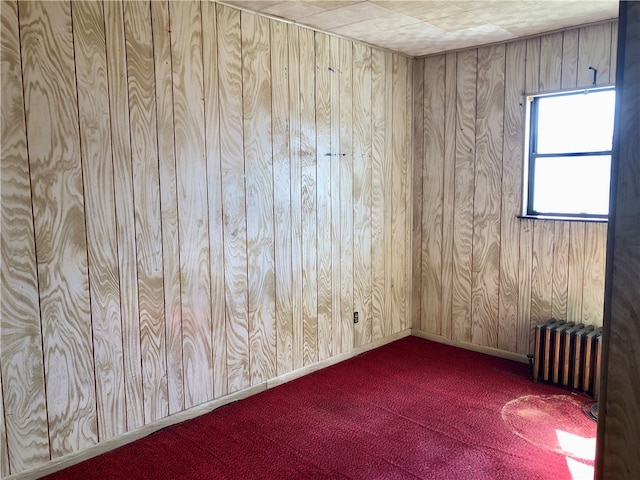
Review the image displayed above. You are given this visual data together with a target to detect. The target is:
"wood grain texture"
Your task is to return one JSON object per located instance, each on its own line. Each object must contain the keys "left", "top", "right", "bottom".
{"left": 609, "top": 21, "right": 618, "bottom": 81}
{"left": 103, "top": 0, "right": 145, "bottom": 431}
{"left": 270, "top": 19, "right": 294, "bottom": 376}
{"left": 72, "top": 0, "right": 126, "bottom": 441}
{"left": 410, "top": 58, "right": 424, "bottom": 332}
{"left": 517, "top": 220, "right": 534, "bottom": 354}
{"left": 391, "top": 54, "right": 408, "bottom": 335}
{"left": 561, "top": 29, "right": 579, "bottom": 89}
{"left": 1, "top": 0, "right": 50, "bottom": 470}
{"left": 578, "top": 23, "right": 612, "bottom": 87}
{"left": 329, "top": 35, "right": 341, "bottom": 356}
{"left": 404, "top": 60, "right": 413, "bottom": 332}
{"left": 217, "top": 4, "right": 250, "bottom": 392}
{"left": 421, "top": 55, "right": 445, "bottom": 335}
{"left": 315, "top": 32, "right": 332, "bottom": 361}
{"left": 471, "top": 45, "right": 504, "bottom": 349}
{"left": 525, "top": 37, "right": 540, "bottom": 93}
{"left": 150, "top": 0, "right": 184, "bottom": 413}
{"left": 0, "top": 373, "right": 8, "bottom": 476}
{"left": 353, "top": 42, "right": 372, "bottom": 348}
{"left": 242, "top": 12, "right": 276, "bottom": 385}
{"left": 581, "top": 223, "right": 607, "bottom": 327}
{"left": 539, "top": 32, "right": 563, "bottom": 91}
{"left": 598, "top": 5, "right": 640, "bottom": 476}
{"left": 552, "top": 222, "right": 570, "bottom": 321}
{"left": 370, "top": 48, "right": 386, "bottom": 342}
{"left": 202, "top": 0, "right": 228, "bottom": 399}
{"left": 498, "top": 40, "right": 525, "bottom": 352}
{"left": 170, "top": 0, "right": 214, "bottom": 407}
{"left": 19, "top": 0, "right": 98, "bottom": 456}
{"left": 383, "top": 52, "right": 394, "bottom": 336}
{"left": 450, "top": 49, "right": 477, "bottom": 343}
{"left": 530, "top": 221, "right": 554, "bottom": 328}
{"left": 288, "top": 24, "right": 304, "bottom": 371}
{"left": 123, "top": 0, "right": 169, "bottom": 423}
{"left": 339, "top": 38, "right": 354, "bottom": 353}
{"left": 567, "top": 222, "right": 586, "bottom": 323}
{"left": 441, "top": 52, "right": 457, "bottom": 340}
{"left": 299, "top": 27, "right": 318, "bottom": 366}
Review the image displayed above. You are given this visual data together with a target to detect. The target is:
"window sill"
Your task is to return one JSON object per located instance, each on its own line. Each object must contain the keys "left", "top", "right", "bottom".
{"left": 518, "top": 214, "right": 608, "bottom": 223}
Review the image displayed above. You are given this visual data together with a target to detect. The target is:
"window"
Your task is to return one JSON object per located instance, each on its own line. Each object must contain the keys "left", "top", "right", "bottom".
{"left": 524, "top": 87, "right": 615, "bottom": 220}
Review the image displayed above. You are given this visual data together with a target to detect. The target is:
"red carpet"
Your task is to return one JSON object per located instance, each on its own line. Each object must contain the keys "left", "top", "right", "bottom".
{"left": 44, "top": 337, "right": 596, "bottom": 479}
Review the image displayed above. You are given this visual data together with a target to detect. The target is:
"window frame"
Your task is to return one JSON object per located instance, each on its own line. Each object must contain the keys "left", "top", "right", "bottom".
{"left": 523, "top": 87, "right": 615, "bottom": 221}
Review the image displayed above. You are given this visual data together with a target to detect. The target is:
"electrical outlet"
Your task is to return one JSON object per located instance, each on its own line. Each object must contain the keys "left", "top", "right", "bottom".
{"left": 353, "top": 312, "right": 359, "bottom": 324}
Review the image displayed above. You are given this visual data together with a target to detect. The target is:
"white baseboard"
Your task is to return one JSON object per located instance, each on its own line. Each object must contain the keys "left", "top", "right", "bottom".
{"left": 9, "top": 329, "right": 411, "bottom": 480}
{"left": 411, "top": 329, "right": 529, "bottom": 364}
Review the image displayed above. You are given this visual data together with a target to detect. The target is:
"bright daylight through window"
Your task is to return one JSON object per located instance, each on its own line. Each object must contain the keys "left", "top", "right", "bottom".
{"left": 525, "top": 88, "right": 616, "bottom": 219}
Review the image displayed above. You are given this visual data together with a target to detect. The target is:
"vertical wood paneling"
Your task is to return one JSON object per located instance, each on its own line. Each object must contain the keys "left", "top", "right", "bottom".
{"left": 0, "top": 374, "right": 8, "bottom": 476}
{"left": 201, "top": 0, "right": 228, "bottom": 400}
{"left": 561, "top": 29, "right": 579, "bottom": 89}
{"left": 288, "top": 24, "right": 304, "bottom": 372}
{"left": 216, "top": 4, "right": 250, "bottom": 392}
{"left": 391, "top": 54, "right": 408, "bottom": 334}
{"left": 242, "top": 12, "right": 276, "bottom": 385}
{"left": 299, "top": 27, "right": 318, "bottom": 367}
{"left": 339, "top": 38, "right": 354, "bottom": 353}
{"left": 353, "top": 42, "right": 372, "bottom": 347}
{"left": 315, "top": 32, "right": 332, "bottom": 361}
{"left": 552, "top": 222, "right": 570, "bottom": 321}
{"left": 72, "top": 0, "right": 126, "bottom": 440}
{"left": 451, "top": 49, "right": 477, "bottom": 343}
{"left": 539, "top": 32, "right": 563, "bottom": 91}
{"left": 567, "top": 222, "right": 586, "bottom": 323}
{"left": 123, "top": 0, "right": 169, "bottom": 423}
{"left": 421, "top": 55, "right": 445, "bottom": 335}
{"left": 441, "top": 52, "right": 457, "bottom": 340}
{"left": 19, "top": 0, "right": 98, "bottom": 456}
{"left": 405, "top": 60, "right": 413, "bottom": 332}
{"left": 471, "top": 45, "right": 504, "bottom": 348}
{"left": 329, "top": 36, "right": 341, "bottom": 356}
{"left": 498, "top": 40, "right": 525, "bottom": 352}
{"left": 271, "top": 20, "right": 294, "bottom": 376}
{"left": 581, "top": 223, "right": 607, "bottom": 326}
{"left": 1, "top": 0, "right": 50, "bottom": 470}
{"left": 609, "top": 21, "right": 618, "bottom": 80}
{"left": 383, "top": 52, "right": 394, "bottom": 335}
{"left": 103, "top": 0, "right": 144, "bottom": 431}
{"left": 530, "top": 221, "right": 555, "bottom": 332}
{"left": 411, "top": 57, "right": 424, "bottom": 332}
{"left": 578, "top": 23, "right": 612, "bottom": 87}
{"left": 517, "top": 220, "right": 534, "bottom": 354}
{"left": 170, "top": 0, "right": 213, "bottom": 407}
{"left": 151, "top": 0, "right": 184, "bottom": 413}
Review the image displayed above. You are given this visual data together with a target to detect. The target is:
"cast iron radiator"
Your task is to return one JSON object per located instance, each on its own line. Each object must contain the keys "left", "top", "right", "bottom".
{"left": 531, "top": 319, "right": 603, "bottom": 399}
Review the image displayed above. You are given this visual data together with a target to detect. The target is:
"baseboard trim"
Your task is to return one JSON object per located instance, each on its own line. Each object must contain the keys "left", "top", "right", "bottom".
{"left": 411, "top": 329, "right": 529, "bottom": 364}
{"left": 9, "top": 329, "right": 411, "bottom": 480}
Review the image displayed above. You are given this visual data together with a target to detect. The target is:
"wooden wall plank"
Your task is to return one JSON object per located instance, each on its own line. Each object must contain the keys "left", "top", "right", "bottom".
{"left": 299, "top": 27, "right": 318, "bottom": 366}
{"left": 0, "top": 373, "right": 9, "bottom": 476}
{"left": 411, "top": 58, "right": 424, "bottom": 332}
{"left": 201, "top": 0, "right": 228, "bottom": 400}
{"left": 421, "top": 55, "right": 445, "bottom": 335}
{"left": 471, "top": 45, "right": 504, "bottom": 348}
{"left": 525, "top": 37, "right": 541, "bottom": 93}
{"left": 539, "top": 32, "right": 563, "bottom": 91}
{"left": 578, "top": 23, "right": 612, "bottom": 87}
{"left": 451, "top": 49, "right": 477, "bottom": 343}
{"left": 567, "top": 222, "right": 586, "bottom": 323}
{"left": 288, "top": 24, "right": 304, "bottom": 371}
{"left": 561, "top": 29, "right": 579, "bottom": 89}
{"left": 581, "top": 223, "right": 607, "bottom": 327}
{"left": 151, "top": 0, "right": 184, "bottom": 413}
{"left": 391, "top": 54, "right": 408, "bottom": 335}
{"left": 610, "top": 21, "right": 618, "bottom": 81}
{"left": 1, "top": 0, "right": 50, "bottom": 470}
{"left": 270, "top": 19, "right": 294, "bottom": 376}
{"left": 72, "top": 0, "right": 126, "bottom": 441}
{"left": 353, "top": 42, "right": 372, "bottom": 347}
{"left": 216, "top": 4, "right": 250, "bottom": 392}
{"left": 530, "top": 221, "right": 555, "bottom": 332}
{"left": 242, "top": 12, "right": 276, "bottom": 385}
{"left": 370, "top": 48, "right": 386, "bottom": 342}
{"left": 123, "top": 0, "right": 169, "bottom": 423}
{"left": 404, "top": 59, "right": 414, "bottom": 332}
{"left": 517, "top": 220, "right": 534, "bottom": 354}
{"left": 383, "top": 52, "right": 394, "bottom": 336}
{"left": 552, "top": 222, "right": 570, "bottom": 321}
{"left": 329, "top": 36, "right": 341, "bottom": 356}
{"left": 339, "top": 38, "right": 354, "bottom": 353}
{"left": 170, "top": 0, "right": 214, "bottom": 407}
{"left": 315, "top": 32, "right": 332, "bottom": 361}
{"left": 441, "top": 52, "right": 457, "bottom": 340}
{"left": 19, "top": 0, "right": 98, "bottom": 455}
{"left": 498, "top": 40, "right": 525, "bottom": 352}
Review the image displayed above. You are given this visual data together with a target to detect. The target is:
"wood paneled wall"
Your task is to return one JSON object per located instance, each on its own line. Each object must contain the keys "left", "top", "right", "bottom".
{"left": 0, "top": 1, "right": 413, "bottom": 475}
{"left": 413, "top": 21, "right": 618, "bottom": 355}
